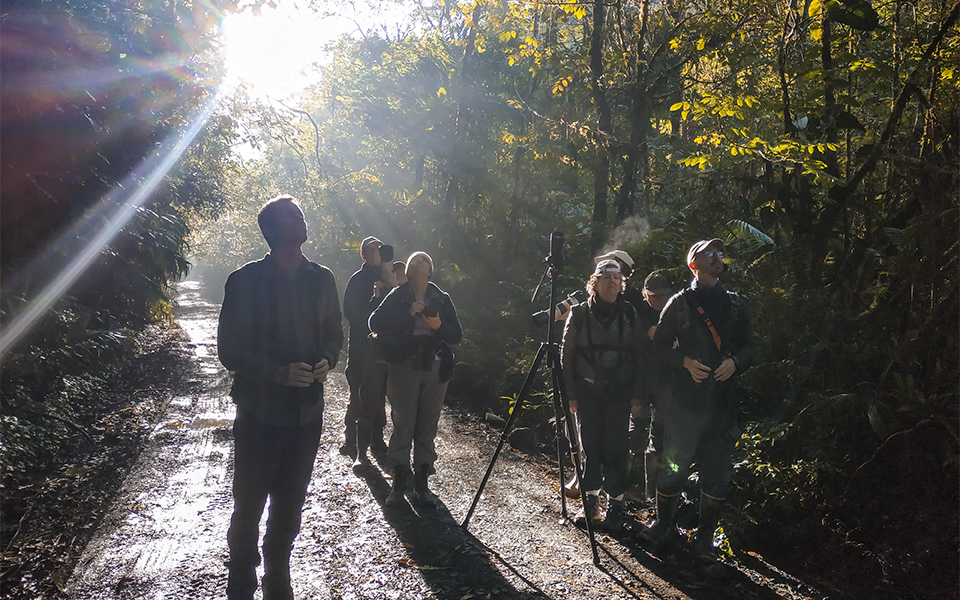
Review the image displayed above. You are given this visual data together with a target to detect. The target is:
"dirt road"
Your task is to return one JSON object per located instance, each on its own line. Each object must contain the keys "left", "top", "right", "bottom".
{"left": 64, "top": 277, "right": 823, "bottom": 600}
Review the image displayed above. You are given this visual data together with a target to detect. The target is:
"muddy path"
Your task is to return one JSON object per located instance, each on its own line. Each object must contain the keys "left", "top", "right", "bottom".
{"left": 63, "top": 277, "right": 824, "bottom": 600}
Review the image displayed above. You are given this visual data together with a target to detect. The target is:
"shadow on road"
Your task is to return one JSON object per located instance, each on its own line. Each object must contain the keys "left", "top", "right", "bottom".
{"left": 357, "top": 467, "right": 552, "bottom": 600}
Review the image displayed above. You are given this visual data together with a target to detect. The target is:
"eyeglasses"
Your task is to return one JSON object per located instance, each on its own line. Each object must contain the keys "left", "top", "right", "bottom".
{"left": 699, "top": 250, "right": 723, "bottom": 259}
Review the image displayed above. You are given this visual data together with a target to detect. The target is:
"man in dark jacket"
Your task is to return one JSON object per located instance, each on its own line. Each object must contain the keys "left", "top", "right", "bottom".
{"left": 626, "top": 272, "right": 674, "bottom": 501}
{"left": 640, "top": 239, "right": 755, "bottom": 558}
{"left": 218, "top": 195, "right": 343, "bottom": 600}
{"left": 341, "top": 236, "right": 394, "bottom": 462}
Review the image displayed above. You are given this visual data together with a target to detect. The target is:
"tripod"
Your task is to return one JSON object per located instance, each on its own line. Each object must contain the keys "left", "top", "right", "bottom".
{"left": 460, "top": 232, "right": 599, "bottom": 565}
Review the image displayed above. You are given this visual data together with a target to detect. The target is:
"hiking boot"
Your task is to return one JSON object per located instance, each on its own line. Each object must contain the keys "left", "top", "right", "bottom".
{"left": 261, "top": 572, "right": 293, "bottom": 600}
{"left": 564, "top": 474, "right": 581, "bottom": 499}
{"left": 369, "top": 432, "right": 389, "bottom": 455}
{"left": 411, "top": 464, "right": 438, "bottom": 510}
{"left": 386, "top": 466, "right": 409, "bottom": 507}
{"left": 226, "top": 563, "right": 257, "bottom": 600}
{"left": 602, "top": 498, "right": 626, "bottom": 533}
{"left": 692, "top": 493, "right": 724, "bottom": 560}
{"left": 574, "top": 492, "right": 603, "bottom": 529}
{"left": 637, "top": 491, "right": 680, "bottom": 545}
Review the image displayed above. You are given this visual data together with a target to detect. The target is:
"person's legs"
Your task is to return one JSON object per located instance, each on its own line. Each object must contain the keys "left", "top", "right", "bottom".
{"left": 356, "top": 356, "right": 389, "bottom": 463}
{"left": 410, "top": 360, "right": 447, "bottom": 470}
{"left": 691, "top": 413, "right": 737, "bottom": 557}
{"left": 341, "top": 340, "right": 366, "bottom": 457}
{"left": 261, "top": 418, "right": 323, "bottom": 600}
{"left": 600, "top": 396, "right": 631, "bottom": 498}
{"left": 411, "top": 360, "right": 447, "bottom": 508}
{"left": 227, "top": 414, "right": 271, "bottom": 600}
{"left": 575, "top": 382, "right": 604, "bottom": 495}
{"left": 385, "top": 358, "right": 419, "bottom": 471}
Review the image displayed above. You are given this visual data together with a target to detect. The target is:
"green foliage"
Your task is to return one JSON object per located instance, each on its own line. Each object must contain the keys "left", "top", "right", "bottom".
{"left": 188, "top": 0, "right": 958, "bottom": 594}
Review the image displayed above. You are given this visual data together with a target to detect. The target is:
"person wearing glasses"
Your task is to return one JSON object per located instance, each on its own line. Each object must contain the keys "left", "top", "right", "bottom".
{"left": 561, "top": 259, "right": 647, "bottom": 533}
{"left": 639, "top": 239, "right": 755, "bottom": 559}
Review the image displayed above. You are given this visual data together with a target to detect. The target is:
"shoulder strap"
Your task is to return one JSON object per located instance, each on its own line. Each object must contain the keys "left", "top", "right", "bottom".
{"left": 685, "top": 292, "right": 723, "bottom": 352}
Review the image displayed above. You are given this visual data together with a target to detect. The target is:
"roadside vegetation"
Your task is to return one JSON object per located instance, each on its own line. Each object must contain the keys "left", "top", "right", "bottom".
{"left": 1, "top": 0, "right": 956, "bottom": 598}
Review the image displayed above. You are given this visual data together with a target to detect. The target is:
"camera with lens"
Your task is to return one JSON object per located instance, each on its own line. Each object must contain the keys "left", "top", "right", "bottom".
{"left": 530, "top": 289, "right": 588, "bottom": 328}
{"left": 421, "top": 303, "right": 439, "bottom": 319}
{"left": 295, "top": 354, "right": 323, "bottom": 404}
{"left": 379, "top": 244, "right": 394, "bottom": 263}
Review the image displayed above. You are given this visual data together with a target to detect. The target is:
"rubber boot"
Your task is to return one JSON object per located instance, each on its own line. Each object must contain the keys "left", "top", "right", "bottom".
{"left": 386, "top": 466, "right": 409, "bottom": 507}
{"left": 603, "top": 497, "right": 626, "bottom": 533}
{"left": 637, "top": 491, "right": 680, "bottom": 545}
{"left": 643, "top": 448, "right": 660, "bottom": 502}
{"left": 412, "top": 464, "right": 438, "bottom": 509}
{"left": 226, "top": 562, "right": 257, "bottom": 600}
{"left": 574, "top": 492, "right": 603, "bottom": 529}
{"left": 339, "top": 421, "right": 357, "bottom": 459}
{"left": 353, "top": 425, "right": 371, "bottom": 471}
{"left": 692, "top": 493, "right": 724, "bottom": 559}
{"left": 369, "top": 428, "right": 388, "bottom": 455}
{"left": 262, "top": 555, "right": 293, "bottom": 600}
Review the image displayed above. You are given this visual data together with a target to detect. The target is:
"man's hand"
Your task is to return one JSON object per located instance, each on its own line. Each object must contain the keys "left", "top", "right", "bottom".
{"left": 713, "top": 357, "right": 736, "bottom": 382}
{"left": 423, "top": 314, "right": 441, "bottom": 330}
{"left": 372, "top": 280, "right": 386, "bottom": 298}
{"left": 312, "top": 359, "right": 331, "bottom": 383}
{"left": 683, "top": 356, "right": 712, "bottom": 383}
{"left": 631, "top": 398, "right": 646, "bottom": 419}
{"left": 568, "top": 400, "right": 578, "bottom": 414}
{"left": 276, "top": 362, "right": 315, "bottom": 387}
{"left": 410, "top": 300, "right": 425, "bottom": 317}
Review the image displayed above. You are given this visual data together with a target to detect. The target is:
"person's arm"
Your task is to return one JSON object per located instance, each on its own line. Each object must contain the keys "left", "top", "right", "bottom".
{"left": 560, "top": 307, "right": 580, "bottom": 410}
{"left": 320, "top": 269, "right": 344, "bottom": 369}
{"left": 430, "top": 293, "right": 463, "bottom": 344}
{"left": 368, "top": 285, "right": 409, "bottom": 337}
{"left": 217, "top": 269, "right": 277, "bottom": 382}
{"left": 343, "top": 269, "right": 378, "bottom": 328}
{"left": 653, "top": 295, "right": 685, "bottom": 370}
{"left": 730, "top": 296, "right": 755, "bottom": 372}
{"left": 630, "top": 306, "right": 647, "bottom": 402}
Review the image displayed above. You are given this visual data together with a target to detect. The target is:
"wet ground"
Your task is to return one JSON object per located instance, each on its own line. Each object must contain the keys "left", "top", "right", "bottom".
{"left": 63, "top": 277, "right": 825, "bottom": 600}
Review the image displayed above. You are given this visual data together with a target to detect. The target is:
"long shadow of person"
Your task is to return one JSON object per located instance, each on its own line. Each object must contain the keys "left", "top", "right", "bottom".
{"left": 357, "top": 467, "right": 552, "bottom": 600}
{"left": 595, "top": 520, "right": 823, "bottom": 600}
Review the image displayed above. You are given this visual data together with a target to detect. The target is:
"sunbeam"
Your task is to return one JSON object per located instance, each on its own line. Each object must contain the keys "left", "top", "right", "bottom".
{"left": 0, "top": 93, "right": 221, "bottom": 361}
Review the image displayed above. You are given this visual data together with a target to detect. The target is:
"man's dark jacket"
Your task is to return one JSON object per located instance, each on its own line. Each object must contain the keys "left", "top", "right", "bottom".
{"left": 343, "top": 263, "right": 384, "bottom": 346}
{"left": 218, "top": 254, "right": 343, "bottom": 427}
{"left": 654, "top": 280, "right": 754, "bottom": 409}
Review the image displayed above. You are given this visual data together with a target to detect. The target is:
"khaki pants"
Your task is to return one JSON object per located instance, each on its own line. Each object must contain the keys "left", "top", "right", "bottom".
{"left": 386, "top": 356, "right": 448, "bottom": 471}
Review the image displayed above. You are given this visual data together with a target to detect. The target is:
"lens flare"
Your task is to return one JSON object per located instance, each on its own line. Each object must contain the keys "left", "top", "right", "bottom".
{"left": 0, "top": 94, "right": 221, "bottom": 361}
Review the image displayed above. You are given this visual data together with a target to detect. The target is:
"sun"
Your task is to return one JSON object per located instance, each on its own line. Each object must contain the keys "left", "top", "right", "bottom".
{"left": 220, "top": 5, "right": 349, "bottom": 100}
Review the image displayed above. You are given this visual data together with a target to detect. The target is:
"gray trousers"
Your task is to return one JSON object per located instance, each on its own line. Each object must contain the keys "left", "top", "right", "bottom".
{"left": 386, "top": 356, "right": 447, "bottom": 472}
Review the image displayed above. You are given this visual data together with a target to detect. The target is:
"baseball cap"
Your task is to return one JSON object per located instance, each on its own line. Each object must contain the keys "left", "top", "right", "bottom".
{"left": 360, "top": 236, "right": 383, "bottom": 255}
{"left": 593, "top": 250, "right": 634, "bottom": 268}
{"left": 642, "top": 272, "right": 672, "bottom": 295}
{"left": 594, "top": 259, "right": 622, "bottom": 275}
{"left": 686, "top": 239, "right": 724, "bottom": 266}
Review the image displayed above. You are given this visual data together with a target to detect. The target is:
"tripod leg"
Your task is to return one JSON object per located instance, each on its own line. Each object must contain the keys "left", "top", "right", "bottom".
{"left": 461, "top": 343, "right": 548, "bottom": 529}
{"left": 552, "top": 360, "right": 600, "bottom": 565}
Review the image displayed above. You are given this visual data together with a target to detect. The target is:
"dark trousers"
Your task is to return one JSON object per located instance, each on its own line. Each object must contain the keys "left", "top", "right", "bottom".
{"left": 655, "top": 386, "right": 737, "bottom": 499}
{"left": 227, "top": 413, "right": 323, "bottom": 578}
{"left": 344, "top": 337, "right": 386, "bottom": 443}
{"left": 358, "top": 357, "right": 389, "bottom": 436}
{"left": 576, "top": 380, "right": 631, "bottom": 498}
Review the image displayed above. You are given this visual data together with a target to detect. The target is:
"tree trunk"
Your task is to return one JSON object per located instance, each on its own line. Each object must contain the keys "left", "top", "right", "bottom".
{"left": 589, "top": 0, "right": 611, "bottom": 251}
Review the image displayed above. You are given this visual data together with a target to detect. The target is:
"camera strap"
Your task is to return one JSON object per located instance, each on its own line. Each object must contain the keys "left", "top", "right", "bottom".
{"left": 685, "top": 293, "right": 727, "bottom": 356}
